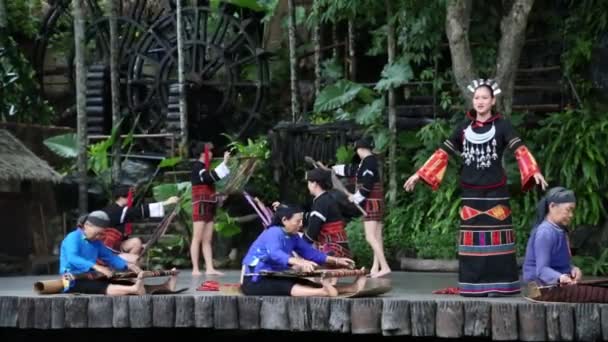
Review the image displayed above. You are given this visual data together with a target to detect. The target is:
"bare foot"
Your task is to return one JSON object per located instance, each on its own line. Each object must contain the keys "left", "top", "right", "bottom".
{"left": 321, "top": 279, "right": 338, "bottom": 297}
{"left": 205, "top": 269, "right": 224, "bottom": 276}
{"left": 134, "top": 272, "right": 145, "bottom": 295}
{"left": 371, "top": 269, "right": 392, "bottom": 278}
{"left": 166, "top": 268, "right": 179, "bottom": 292}
{"left": 192, "top": 269, "right": 202, "bottom": 276}
{"left": 354, "top": 275, "right": 368, "bottom": 292}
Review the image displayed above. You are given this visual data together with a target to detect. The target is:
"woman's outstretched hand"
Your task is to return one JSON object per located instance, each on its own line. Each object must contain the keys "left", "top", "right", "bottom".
{"left": 403, "top": 173, "right": 420, "bottom": 192}
{"left": 534, "top": 172, "right": 548, "bottom": 190}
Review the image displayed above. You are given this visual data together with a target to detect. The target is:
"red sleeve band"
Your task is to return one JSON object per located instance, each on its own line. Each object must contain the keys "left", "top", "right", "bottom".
{"left": 416, "top": 149, "right": 449, "bottom": 191}
{"left": 514, "top": 145, "right": 541, "bottom": 192}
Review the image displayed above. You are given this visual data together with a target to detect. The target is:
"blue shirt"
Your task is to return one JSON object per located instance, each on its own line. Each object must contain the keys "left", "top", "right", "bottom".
{"left": 59, "top": 228, "right": 128, "bottom": 274}
{"left": 242, "top": 226, "right": 328, "bottom": 281}
{"left": 522, "top": 220, "right": 572, "bottom": 285}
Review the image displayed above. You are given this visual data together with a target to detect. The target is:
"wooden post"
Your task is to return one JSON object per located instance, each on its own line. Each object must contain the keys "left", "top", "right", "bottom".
{"left": 109, "top": 0, "right": 121, "bottom": 182}
{"left": 385, "top": 0, "right": 397, "bottom": 204}
{"left": 312, "top": 2, "right": 321, "bottom": 96}
{"left": 287, "top": 0, "right": 300, "bottom": 121}
{"left": 176, "top": 0, "right": 188, "bottom": 151}
{"left": 347, "top": 19, "right": 356, "bottom": 81}
{"left": 73, "top": 0, "right": 88, "bottom": 213}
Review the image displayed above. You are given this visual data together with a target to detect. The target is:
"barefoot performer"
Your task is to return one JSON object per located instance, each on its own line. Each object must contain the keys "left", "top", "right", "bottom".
{"left": 240, "top": 205, "right": 366, "bottom": 297}
{"left": 190, "top": 141, "right": 231, "bottom": 276}
{"left": 58, "top": 211, "right": 179, "bottom": 295}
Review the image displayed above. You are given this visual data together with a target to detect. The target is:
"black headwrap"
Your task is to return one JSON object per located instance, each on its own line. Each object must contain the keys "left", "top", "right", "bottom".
{"left": 535, "top": 186, "right": 576, "bottom": 227}
{"left": 84, "top": 210, "right": 112, "bottom": 228}
{"left": 270, "top": 204, "right": 303, "bottom": 227}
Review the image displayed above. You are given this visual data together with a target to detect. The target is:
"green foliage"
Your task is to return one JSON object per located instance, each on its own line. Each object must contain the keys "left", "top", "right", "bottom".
{"left": 210, "top": 0, "right": 278, "bottom": 13}
{"left": 214, "top": 210, "right": 242, "bottom": 237}
{"left": 314, "top": 80, "right": 374, "bottom": 113}
{"left": 320, "top": 58, "right": 344, "bottom": 84}
{"left": 335, "top": 145, "right": 354, "bottom": 164}
{"left": 562, "top": 0, "right": 608, "bottom": 80}
{"left": 43, "top": 133, "right": 78, "bottom": 158}
{"left": 6, "top": 0, "right": 43, "bottom": 39}
{"left": 224, "top": 134, "right": 271, "bottom": 160}
{"left": 374, "top": 60, "right": 414, "bottom": 92}
{"left": 345, "top": 218, "right": 373, "bottom": 266}
{"left": 533, "top": 108, "right": 608, "bottom": 226}
{"left": 146, "top": 235, "right": 191, "bottom": 270}
{"left": 0, "top": 36, "right": 55, "bottom": 123}
{"left": 573, "top": 249, "right": 608, "bottom": 277}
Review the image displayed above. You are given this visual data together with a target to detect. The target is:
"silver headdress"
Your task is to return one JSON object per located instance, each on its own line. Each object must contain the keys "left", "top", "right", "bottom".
{"left": 467, "top": 78, "right": 502, "bottom": 96}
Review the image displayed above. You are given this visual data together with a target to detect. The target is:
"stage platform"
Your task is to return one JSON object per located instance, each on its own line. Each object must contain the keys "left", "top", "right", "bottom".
{"left": 0, "top": 271, "right": 605, "bottom": 341}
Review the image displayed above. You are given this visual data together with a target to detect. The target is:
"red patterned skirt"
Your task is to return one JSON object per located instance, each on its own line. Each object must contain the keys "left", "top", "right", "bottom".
{"left": 317, "top": 221, "right": 352, "bottom": 259}
{"left": 192, "top": 184, "right": 217, "bottom": 222}
{"left": 101, "top": 228, "right": 123, "bottom": 252}
{"left": 363, "top": 182, "right": 384, "bottom": 222}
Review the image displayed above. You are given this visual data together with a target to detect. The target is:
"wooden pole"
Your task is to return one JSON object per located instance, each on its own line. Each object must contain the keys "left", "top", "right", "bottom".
{"left": 385, "top": 0, "right": 397, "bottom": 204}
{"left": 176, "top": 0, "right": 188, "bottom": 152}
{"left": 73, "top": 0, "right": 88, "bottom": 214}
{"left": 109, "top": 0, "right": 121, "bottom": 183}
{"left": 287, "top": 0, "right": 300, "bottom": 121}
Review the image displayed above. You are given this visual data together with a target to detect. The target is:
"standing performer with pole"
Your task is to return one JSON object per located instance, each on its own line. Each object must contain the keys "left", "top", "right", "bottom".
{"left": 190, "top": 142, "right": 231, "bottom": 276}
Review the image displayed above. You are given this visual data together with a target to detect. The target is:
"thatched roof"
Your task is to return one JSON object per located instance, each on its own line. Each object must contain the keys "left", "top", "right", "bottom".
{"left": 0, "top": 129, "right": 62, "bottom": 183}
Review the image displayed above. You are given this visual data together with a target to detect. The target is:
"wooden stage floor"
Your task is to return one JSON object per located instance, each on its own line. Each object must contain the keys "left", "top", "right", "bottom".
{"left": 0, "top": 271, "right": 605, "bottom": 341}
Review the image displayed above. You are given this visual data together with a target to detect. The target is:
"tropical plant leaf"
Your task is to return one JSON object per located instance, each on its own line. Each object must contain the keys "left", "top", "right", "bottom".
{"left": 158, "top": 156, "right": 182, "bottom": 169}
{"left": 372, "top": 130, "right": 389, "bottom": 151}
{"left": 314, "top": 80, "right": 364, "bottom": 112}
{"left": 320, "top": 58, "right": 343, "bottom": 82}
{"left": 374, "top": 60, "right": 414, "bottom": 92}
{"left": 336, "top": 145, "right": 354, "bottom": 164}
{"left": 153, "top": 183, "right": 178, "bottom": 202}
{"left": 355, "top": 98, "right": 385, "bottom": 125}
{"left": 43, "top": 133, "right": 77, "bottom": 158}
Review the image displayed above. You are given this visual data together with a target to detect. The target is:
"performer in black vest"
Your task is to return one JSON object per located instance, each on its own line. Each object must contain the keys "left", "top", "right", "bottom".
{"left": 333, "top": 136, "right": 390, "bottom": 278}
{"left": 190, "top": 141, "right": 231, "bottom": 276}
{"left": 102, "top": 185, "right": 178, "bottom": 264}
{"left": 304, "top": 168, "right": 352, "bottom": 259}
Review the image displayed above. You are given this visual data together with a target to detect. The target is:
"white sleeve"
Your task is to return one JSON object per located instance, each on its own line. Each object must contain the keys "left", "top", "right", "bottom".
{"left": 148, "top": 202, "right": 165, "bottom": 217}
{"left": 214, "top": 162, "right": 230, "bottom": 179}
{"left": 332, "top": 164, "right": 345, "bottom": 176}
{"left": 352, "top": 191, "right": 365, "bottom": 204}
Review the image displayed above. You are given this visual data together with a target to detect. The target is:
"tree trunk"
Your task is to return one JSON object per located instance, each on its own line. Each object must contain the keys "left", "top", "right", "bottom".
{"left": 109, "top": 0, "right": 121, "bottom": 183}
{"left": 73, "top": 0, "right": 88, "bottom": 213}
{"left": 495, "top": 0, "right": 535, "bottom": 115}
{"left": 445, "top": 0, "right": 475, "bottom": 101}
{"left": 347, "top": 19, "right": 356, "bottom": 81}
{"left": 312, "top": 2, "right": 321, "bottom": 96}
{"left": 385, "top": 0, "right": 397, "bottom": 204}
{"left": 176, "top": 0, "right": 188, "bottom": 150}
{"left": 446, "top": 0, "right": 535, "bottom": 115}
{"left": 0, "top": 0, "right": 7, "bottom": 29}
{"left": 287, "top": 0, "right": 300, "bottom": 121}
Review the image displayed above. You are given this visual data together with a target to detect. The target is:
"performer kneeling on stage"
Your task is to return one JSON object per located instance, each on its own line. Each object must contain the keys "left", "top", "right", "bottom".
{"left": 304, "top": 168, "right": 352, "bottom": 258}
{"left": 60, "top": 211, "right": 178, "bottom": 295}
{"left": 102, "top": 184, "right": 179, "bottom": 264}
{"left": 522, "top": 187, "right": 581, "bottom": 286}
{"left": 240, "top": 205, "right": 365, "bottom": 297}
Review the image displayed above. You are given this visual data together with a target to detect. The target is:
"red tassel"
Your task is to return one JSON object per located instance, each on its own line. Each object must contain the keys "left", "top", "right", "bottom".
{"left": 204, "top": 144, "right": 210, "bottom": 170}
{"left": 124, "top": 187, "right": 134, "bottom": 236}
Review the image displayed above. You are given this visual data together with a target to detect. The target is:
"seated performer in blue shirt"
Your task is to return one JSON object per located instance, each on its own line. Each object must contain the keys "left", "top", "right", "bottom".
{"left": 60, "top": 211, "right": 177, "bottom": 295}
{"left": 240, "top": 205, "right": 366, "bottom": 297}
{"left": 522, "top": 187, "right": 582, "bottom": 286}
